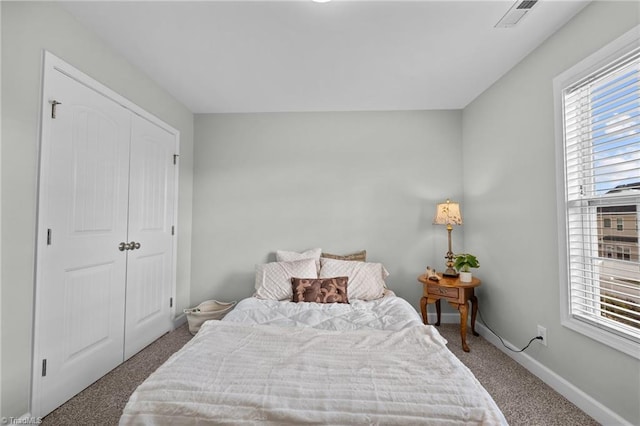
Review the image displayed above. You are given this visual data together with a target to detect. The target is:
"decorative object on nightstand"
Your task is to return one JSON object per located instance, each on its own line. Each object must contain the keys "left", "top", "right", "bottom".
{"left": 425, "top": 266, "right": 441, "bottom": 281}
{"left": 433, "top": 199, "right": 463, "bottom": 277}
{"left": 418, "top": 273, "right": 480, "bottom": 352}
{"left": 453, "top": 253, "right": 480, "bottom": 283}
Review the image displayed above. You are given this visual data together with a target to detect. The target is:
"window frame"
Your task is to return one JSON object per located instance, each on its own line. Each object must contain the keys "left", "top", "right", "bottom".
{"left": 554, "top": 25, "right": 640, "bottom": 360}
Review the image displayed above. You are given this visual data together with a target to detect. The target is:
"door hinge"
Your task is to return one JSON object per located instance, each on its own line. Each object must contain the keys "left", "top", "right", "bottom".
{"left": 169, "top": 297, "right": 173, "bottom": 308}
{"left": 47, "top": 229, "right": 52, "bottom": 245}
{"left": 51, "top": 100, "right": 62, "bottom": 119}
{"left": 173, "top": 154, "right": 179, "bottom": 165}
{"left": 42, "top": 359, "right": 47, "bottom": 377}
{"left": 171, "top": 225, "right": 175, "bottom": 236}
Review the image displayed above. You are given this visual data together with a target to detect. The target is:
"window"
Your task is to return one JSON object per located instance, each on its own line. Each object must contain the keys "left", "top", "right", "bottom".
{"left": 555, "top": 26, "right": 640, "bottom": 358}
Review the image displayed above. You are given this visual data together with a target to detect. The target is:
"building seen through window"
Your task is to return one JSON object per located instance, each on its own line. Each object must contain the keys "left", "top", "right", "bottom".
{"left": 595, "top": 187, "right": 640, "bottom": 329}
{"left": 597, "top": 188, "right": 639, "bottom": 262}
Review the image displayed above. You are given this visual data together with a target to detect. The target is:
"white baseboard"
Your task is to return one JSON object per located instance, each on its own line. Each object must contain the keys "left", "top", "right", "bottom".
{"left": 172, "top": 313, "right": 187, "bottom": 329}
{"left": 474, "top": 322, "right": 631, "bottom": 426}
{"left": 425, "top": 312, "right": 460, "bottom": 325}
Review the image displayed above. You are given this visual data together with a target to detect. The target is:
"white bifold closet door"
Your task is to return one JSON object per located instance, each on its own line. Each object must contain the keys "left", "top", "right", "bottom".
{"left": 124, "top": 116, "right": 176, "bottom": 359}
{"left": 34, "top": 56, "right": 176, "bottom": 417}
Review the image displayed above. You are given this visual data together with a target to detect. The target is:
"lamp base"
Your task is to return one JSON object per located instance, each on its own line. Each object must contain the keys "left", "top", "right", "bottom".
{"left": 443, "top": 267, "right": 459, "bottom": 278}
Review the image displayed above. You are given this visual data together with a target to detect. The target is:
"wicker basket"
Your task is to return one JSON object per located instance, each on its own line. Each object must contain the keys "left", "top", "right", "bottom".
{"left": 183, "top": 300, "right": 237, "bottom": 335}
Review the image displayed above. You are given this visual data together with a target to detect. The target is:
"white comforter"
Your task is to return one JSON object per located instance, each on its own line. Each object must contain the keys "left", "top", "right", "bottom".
{"left": 120, "top": 297, "right": 507, "bottom": 425}
{"left": 222, "top": 294, "right": 424, "bottom": 331}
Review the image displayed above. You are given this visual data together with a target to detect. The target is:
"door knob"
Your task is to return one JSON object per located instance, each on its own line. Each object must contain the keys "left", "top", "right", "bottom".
{"left": 119, "top": 241, "right": 141, "bottom": 251}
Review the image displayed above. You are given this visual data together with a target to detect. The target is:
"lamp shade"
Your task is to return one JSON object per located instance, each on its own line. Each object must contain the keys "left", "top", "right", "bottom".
{"left": 433, "top": 199, "right": 463, "bottom": 226}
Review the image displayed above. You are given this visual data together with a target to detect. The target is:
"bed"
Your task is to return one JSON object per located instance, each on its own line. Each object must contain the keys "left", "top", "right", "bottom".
{"left": 120, "top": 252, "right": 507, "bottom": 425}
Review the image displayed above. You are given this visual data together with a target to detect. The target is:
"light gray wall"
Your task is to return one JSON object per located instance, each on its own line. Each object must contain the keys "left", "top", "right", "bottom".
{"left": 192, "top": 111, "right": 463, "bottom": 308}
{"left": 462, "top": 1, "right": 640, "bottom": 424}
{"left": 1, "top": 2, "right": 194, "bottom": 417}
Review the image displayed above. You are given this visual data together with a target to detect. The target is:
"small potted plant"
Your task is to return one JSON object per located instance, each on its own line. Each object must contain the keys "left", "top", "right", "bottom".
{"left": 453, "top": 253, "right": 480, "bottom": 283}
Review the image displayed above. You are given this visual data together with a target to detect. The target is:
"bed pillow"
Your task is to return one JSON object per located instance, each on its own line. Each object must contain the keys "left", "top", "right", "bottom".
{"left": 276, "top": 248, "right": 322, "bottom": 272}
{"left": 255, "top": 258, "right": 318, "bottom": 301}
{"left": 319, "top": 258, "right": 387, "bottom": 301}
{"left": 291, "top": 277, "right": 349, "bottom": 304}
{"left": 321, "top": 250, "right": 367, "bottom": 262}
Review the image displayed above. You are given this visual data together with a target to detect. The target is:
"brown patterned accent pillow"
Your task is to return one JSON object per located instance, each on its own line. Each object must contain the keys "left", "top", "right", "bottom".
{"left": 291, "top": 277, "right": 349, "bottom": 304}
{"left": 321, "top": 250, "right": 367, "bottom": 262}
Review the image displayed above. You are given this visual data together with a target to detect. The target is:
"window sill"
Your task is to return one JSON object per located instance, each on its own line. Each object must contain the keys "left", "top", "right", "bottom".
{"left": 561, "top": 316, "right": 640, "bottom": 360}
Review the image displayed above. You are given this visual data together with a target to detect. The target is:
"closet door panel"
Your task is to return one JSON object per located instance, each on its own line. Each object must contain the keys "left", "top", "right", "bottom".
{"left": 36, "top": 69, "right": 130, "bottom": 416}
{"left": 124, "top": 116, "right": 175, "bottom": 359}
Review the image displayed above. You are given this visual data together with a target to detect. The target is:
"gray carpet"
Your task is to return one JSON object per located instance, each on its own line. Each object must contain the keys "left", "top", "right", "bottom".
{"left": 42, "top": 322, "right": 598, "bottom": 425}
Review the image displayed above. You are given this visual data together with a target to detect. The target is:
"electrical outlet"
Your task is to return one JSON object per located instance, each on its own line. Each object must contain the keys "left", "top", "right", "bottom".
{"left": 537, "top": 325, "right": 547, "bottom": 347}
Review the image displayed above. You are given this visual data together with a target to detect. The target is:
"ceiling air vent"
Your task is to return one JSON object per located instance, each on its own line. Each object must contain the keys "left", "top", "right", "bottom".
{"left": 495, "top": 0, "right": 538, "bottom": 28}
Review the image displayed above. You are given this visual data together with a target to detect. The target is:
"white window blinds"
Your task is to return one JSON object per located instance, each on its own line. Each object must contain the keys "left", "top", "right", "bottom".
{"left": 560, "top": 47, "right": 640, "bottom": 343}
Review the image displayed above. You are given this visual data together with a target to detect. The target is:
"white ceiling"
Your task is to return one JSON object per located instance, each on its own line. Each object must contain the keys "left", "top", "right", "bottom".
{"left": 62, "top": 0, "right": 589, "bottom": 113}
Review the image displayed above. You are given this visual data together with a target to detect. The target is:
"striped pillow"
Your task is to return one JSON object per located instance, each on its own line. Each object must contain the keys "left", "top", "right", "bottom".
{"left": 321, "top": 250, "right": 367, "bottom": 262}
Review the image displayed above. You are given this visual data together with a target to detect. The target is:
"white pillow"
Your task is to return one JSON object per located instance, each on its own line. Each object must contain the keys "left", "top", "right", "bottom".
{"left": 319, "top": 258, "right": 387, "bottom": 301}
{"left": 276, "top": 248, "right": 322, "bottom": 272}
{"left": 255, "top": 258, "right": 318, "bottom": 301}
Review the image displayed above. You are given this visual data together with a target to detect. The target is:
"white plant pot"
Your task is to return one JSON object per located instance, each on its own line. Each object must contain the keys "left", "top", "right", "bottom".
{"left": 459, "top": 271, "right": 473, "bottom": 283}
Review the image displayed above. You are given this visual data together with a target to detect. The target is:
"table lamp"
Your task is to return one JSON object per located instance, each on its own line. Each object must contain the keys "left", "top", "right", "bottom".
{"left": 433, "top": 199, "right": 463, "bottom": 277}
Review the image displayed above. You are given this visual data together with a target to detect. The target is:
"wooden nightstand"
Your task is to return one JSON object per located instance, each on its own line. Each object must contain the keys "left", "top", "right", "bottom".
{"left": 418, "top": 274, "right": 481, "bottom": 352}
